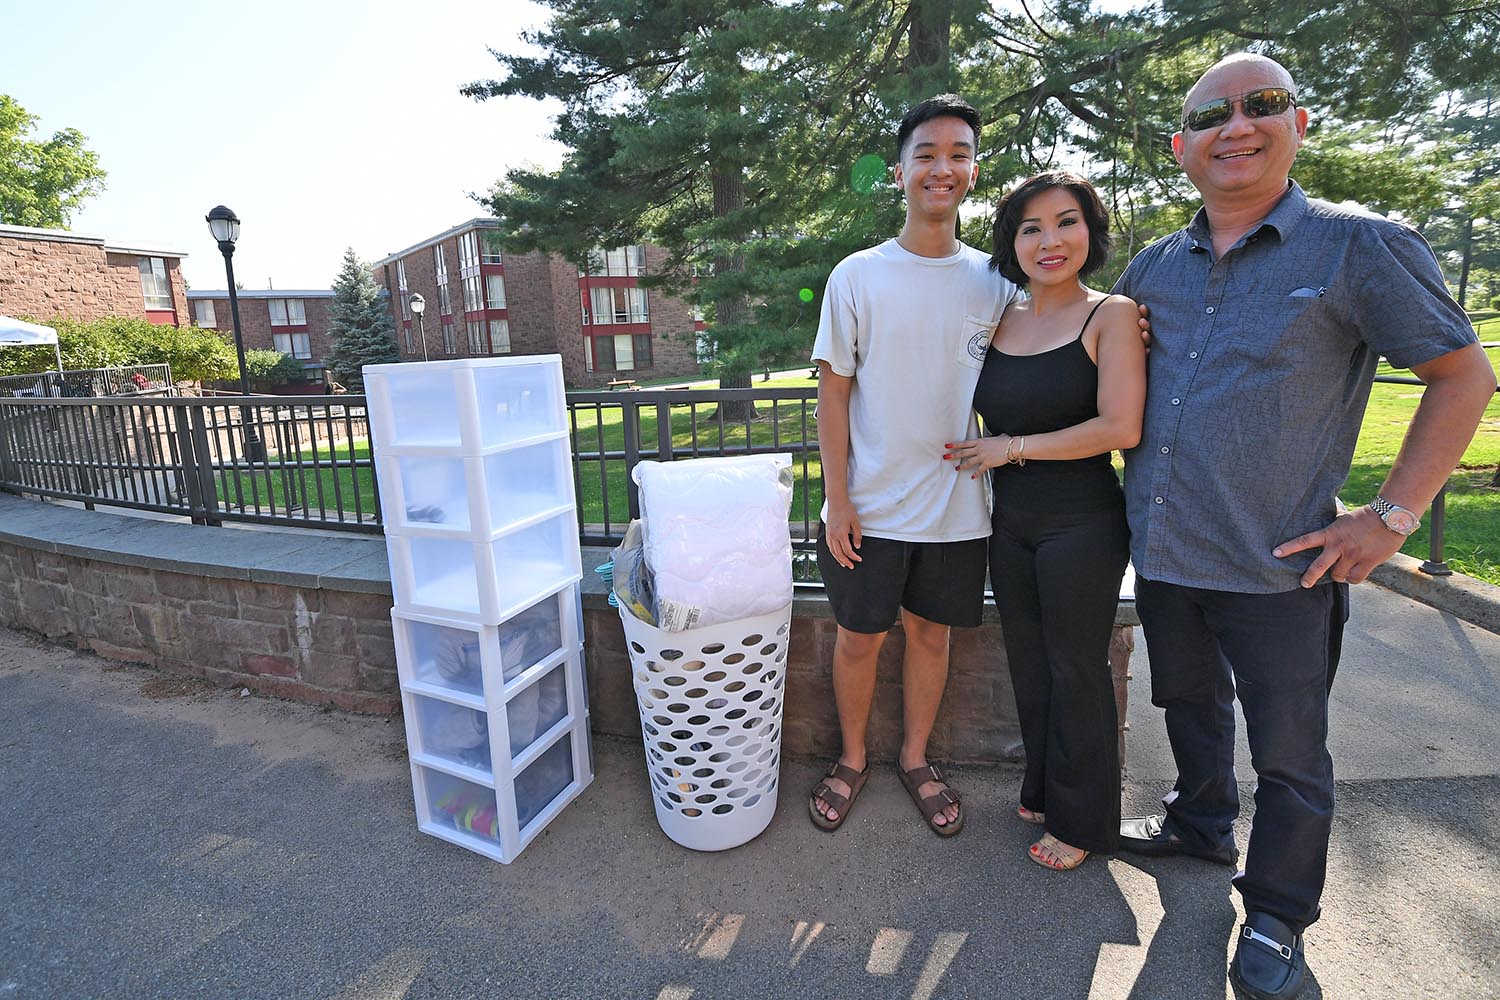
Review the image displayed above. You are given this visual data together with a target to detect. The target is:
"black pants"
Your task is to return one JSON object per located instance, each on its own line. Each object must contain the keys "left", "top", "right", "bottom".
{"left": 1135, "top": 577, "right": 1349, "bottom": 932}
{"left": 989, "top": 499, "right": 1129, "bottom": 853}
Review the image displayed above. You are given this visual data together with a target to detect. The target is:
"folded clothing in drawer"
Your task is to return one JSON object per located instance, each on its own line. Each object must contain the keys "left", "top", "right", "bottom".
{"left": 633, "top": 454, "right": 793, "bottom": 631}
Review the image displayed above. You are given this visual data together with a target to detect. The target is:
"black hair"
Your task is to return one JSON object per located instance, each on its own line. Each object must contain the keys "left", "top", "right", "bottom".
{"left": 895, "top": 94, "right": 981, "bottom": 162}
{"left": 989, "top": 171, "right": 1112, "bottom": 286}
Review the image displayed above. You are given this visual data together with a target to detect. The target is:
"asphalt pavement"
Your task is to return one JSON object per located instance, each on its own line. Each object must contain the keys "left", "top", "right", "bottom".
{"left": 1, "top": 583, "right": 1496, "bottom": 1000}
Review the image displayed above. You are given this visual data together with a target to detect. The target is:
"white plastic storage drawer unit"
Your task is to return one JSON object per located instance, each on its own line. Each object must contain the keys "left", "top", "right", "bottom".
{"left": 366, "top": 355, "right": 593, "bottom": 863}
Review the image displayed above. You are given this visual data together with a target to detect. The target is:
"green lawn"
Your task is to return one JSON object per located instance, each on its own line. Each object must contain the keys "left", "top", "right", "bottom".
{"left": 221, "top": 351, "right": 1499, "bottom": 585}
{"left": 1346, "top": 345, "right": 1500, "bottom": 584}
{"left": 215, "top": 441, "right": 379, "bottom": 519}
{"left": 567, "top": 379, "right": 825, "bottom": 528}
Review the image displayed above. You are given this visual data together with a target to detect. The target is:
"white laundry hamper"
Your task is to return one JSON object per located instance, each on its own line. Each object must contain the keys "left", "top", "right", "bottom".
{"left": 619, "top": 602, "right": 791, "bottom": 851}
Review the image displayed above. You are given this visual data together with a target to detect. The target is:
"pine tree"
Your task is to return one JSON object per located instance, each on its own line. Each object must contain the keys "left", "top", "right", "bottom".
{"left": 467, "top": 0, "right": 1497, "bottom": 367}
{"left": 325, "top": 248, "right": 400, "bottom": 391}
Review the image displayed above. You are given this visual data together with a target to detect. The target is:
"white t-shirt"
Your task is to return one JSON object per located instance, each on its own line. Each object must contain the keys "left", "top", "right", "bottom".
{"left": 811, "top": 238, "right": 1015, "bottom": 542}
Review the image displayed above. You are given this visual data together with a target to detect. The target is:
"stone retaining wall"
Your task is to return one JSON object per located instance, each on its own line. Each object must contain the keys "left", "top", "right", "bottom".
{"left": 0, "top": 538, "right": 401, "bottom": 714}
{"left": 0, "top": 493, "right": 1136, "bottom": 762}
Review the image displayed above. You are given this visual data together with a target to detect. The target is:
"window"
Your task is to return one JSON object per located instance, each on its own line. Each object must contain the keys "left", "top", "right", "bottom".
{"left": 458, "top": 231, "right": 483, "bottom": 312}
{"left": 585, "top": 245, "right": 645, "bottom": 277}
{"left": 273, "top": 332, "right": 311, "bottom": 359}
{"left": 403, "top": 326, "right": 415, "bottom": 353}
{"left": 138, "top": 257, "right": 172, "bottom": 310}
{"left": 193, "top": 299, "right": 217, "bottom": 328}
{"left": 480, "top": 232, "right": 503, "bottom": 264}
{"left": 397, "top": 261, "right": 410, "bottom": 320}
{"left": 466, "top": 320, "right": 485, "bottom": 354}
{"left": 268, "top": 298, "right": 307, "bottom": 326}
{"left": 488, "top": 319, "right": 510, "bottom": 353}
{"left": 485, "top": 274, "right": 507, "bottom": 310}
{"left": 587, "top": 332, "right": 653, "bottom": 372}
{"left": 586, "top": 286, "right": 648, "bottom": 324}
{"left": 441, "top": 321, "right": 456, "bottom": 354}
{"left": 434, "top": 245, "right": 451, "bottom": 315}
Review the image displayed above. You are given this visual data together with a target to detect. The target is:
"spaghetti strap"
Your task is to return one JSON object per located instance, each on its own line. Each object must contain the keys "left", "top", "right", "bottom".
{"left": 1076, "top": 298, "right": 1109, "bottom": 341}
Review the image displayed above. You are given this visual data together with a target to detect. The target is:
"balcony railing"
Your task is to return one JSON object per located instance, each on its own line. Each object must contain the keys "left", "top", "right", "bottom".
{"left": 0, "top": 364, "right": 176, "bottom": 399}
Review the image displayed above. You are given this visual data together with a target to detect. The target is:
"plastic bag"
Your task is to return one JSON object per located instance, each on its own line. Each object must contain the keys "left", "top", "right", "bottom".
{"left": 611, "top": 518, "right": 657, "bottom": 625}
{"left": 633, "top": 454, "right": 794, "bottom": 631}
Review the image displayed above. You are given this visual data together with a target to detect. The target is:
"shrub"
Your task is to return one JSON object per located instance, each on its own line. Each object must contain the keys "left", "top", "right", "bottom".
{"left": 243, "top": 349, "right": 307, "bottom": 385}
{"left": 0, "top": 314, "right": 237, "bottom": 383}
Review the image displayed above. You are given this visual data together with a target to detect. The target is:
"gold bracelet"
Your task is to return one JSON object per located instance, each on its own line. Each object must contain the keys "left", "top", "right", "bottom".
{"left": 1004, "top": 436, "right": 1018, "bottom": 464}
{"left": 1015, "top": 436, "right": 1026, "bottom": 466}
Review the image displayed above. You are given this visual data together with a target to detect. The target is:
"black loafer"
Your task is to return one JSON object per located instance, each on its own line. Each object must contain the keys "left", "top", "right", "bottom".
{"left": 1230, "top": 911, "right": 1305, "bottom": 1000}
{"left": 1118, "top": 814, "right": 1239, "bottom": 866}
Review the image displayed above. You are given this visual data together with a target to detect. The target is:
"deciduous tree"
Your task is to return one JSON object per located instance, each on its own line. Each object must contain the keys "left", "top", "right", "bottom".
{"left": 0, "top": 95, "right": 106, "bottom": 229}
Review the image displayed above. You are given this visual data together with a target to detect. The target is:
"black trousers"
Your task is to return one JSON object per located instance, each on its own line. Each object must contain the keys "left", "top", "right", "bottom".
{"left": 989, "top": 498, "right": 1129, "bottom": 853}
{"left": 1135, "top": 577, "right": 1349, "bottom": 932}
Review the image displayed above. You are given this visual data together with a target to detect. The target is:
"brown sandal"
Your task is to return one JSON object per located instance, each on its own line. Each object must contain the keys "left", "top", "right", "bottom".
{"left": 809, "top": 761, "right": 869, "bottom": 832}
{"left": 1018, "top": 805, "right": 1045, "bottom": 825}
{"left": 1029, "top": 833, "right": 1088, "bottom": 870}
{"left": 897, "top": 763, "right": 964, "bottom": 837}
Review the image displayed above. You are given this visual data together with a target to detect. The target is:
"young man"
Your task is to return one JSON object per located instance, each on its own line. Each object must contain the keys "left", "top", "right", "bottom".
{"left": 1114, "top": 54, "right": 1496, "bottom": 1000}
{"left": 809, "top": 95, "right": 1017, "bottom": 836}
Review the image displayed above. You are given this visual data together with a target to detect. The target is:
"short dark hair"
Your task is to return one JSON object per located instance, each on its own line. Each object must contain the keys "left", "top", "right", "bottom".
{"left": 989, "top": 171, "right": 1112, "bottom": 286}
{"left": 896, "top": 94, "right": 981, "bottom": 162}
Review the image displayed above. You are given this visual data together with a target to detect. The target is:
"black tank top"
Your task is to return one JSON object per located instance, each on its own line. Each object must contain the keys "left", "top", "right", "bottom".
{"left": 972, "top": 299, "right": 1124, "bottom": 513}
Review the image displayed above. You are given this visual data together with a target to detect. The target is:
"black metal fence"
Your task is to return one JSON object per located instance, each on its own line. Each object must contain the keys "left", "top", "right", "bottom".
{"left": 566, "top": 387, "right": 820, "bottom": 549}
{"left": 0, "top": 377, "right": 1491, "bottom": 576}
{"left": 0, "top": 395, "right": 379, "bottom": 530}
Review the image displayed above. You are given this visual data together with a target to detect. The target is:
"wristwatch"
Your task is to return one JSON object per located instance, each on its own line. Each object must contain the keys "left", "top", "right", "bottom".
{"left": 1369, "top": 495, "right": 1421, "bottom": 536}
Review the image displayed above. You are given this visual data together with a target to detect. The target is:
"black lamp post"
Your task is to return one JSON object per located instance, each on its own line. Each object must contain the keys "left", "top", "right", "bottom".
{"left": 205, "top": 205, "right": 265, "bottom": 462}
{"left": 409, "top": 292, "right": 429, "bottom": 361}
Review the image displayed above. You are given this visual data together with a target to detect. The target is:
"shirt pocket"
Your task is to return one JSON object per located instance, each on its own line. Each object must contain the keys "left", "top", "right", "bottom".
{"left": 1224, "top": 293, "right": 1351, "bottom": 358}
{"left": 956, "top": 314, "right": 994, "bottom": 371}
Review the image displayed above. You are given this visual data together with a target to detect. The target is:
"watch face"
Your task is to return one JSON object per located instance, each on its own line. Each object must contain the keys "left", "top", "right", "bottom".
{"left": 1385, "top": 509, "right": 1419, "bottom": 535}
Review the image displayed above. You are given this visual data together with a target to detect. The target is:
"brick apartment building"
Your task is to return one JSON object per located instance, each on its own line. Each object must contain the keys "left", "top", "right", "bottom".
{"left": 373, "top": 218, "right": 703, "bottom": 387}
{"left": 0, "top": 223, "right": 190, "bottom": 326}
{"left": 185, "top": 289, "right": 336, "bottom": 374}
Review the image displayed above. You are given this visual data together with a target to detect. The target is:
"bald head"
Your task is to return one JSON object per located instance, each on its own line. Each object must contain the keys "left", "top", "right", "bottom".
{"left": 1184, "top": 54, "right": 1296, "bottom": 117}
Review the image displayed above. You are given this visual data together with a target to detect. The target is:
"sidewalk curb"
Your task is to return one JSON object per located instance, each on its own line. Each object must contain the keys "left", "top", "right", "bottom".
{"left": 1370, "top": 552, "right": 1500, "bottom": 636}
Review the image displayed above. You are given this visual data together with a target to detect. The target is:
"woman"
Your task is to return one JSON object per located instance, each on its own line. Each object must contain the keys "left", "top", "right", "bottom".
{"left": 946, "top": 171, "right": 1146, "bottom": 870}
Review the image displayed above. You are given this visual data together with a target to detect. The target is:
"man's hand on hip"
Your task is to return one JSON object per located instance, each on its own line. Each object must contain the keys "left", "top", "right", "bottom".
{"left": 1273, "top": 506, "right": 1407, "bottom": 588}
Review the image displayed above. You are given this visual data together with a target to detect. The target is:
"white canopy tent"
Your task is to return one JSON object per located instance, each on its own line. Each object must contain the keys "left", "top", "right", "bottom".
{"left": 0, "top": 316, "right": 65, "bottom": 373}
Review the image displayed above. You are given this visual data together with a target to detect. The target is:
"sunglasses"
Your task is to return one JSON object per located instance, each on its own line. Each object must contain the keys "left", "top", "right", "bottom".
{"left": 1183, "top": 87, "right": 1297, "bottom": 132}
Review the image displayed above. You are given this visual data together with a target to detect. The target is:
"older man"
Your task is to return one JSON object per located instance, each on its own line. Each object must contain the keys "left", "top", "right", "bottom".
{"left": 1114, "top": 53, "right": 1496, "bottom": 1000}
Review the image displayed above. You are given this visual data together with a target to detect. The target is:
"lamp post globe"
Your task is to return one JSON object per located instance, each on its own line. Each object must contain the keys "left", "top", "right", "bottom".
{"left": 204, "top": 205, "right": 264, "bottom": 462}
{"left": 409, "top": 292, "right": 429, "bottom": 361}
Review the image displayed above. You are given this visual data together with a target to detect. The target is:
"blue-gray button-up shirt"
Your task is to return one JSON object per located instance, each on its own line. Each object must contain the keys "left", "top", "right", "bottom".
{"left": 1115, "top": 182, "right": 1476, "bottom": 593}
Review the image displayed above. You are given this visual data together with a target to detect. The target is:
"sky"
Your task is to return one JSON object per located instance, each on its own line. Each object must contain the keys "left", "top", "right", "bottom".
{"left": 7, "top": 0, "right": 565, "bottom": 291}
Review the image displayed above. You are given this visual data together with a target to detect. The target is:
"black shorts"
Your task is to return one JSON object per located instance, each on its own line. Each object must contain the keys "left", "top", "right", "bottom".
{"left": 816, "top": 523, "right": 988, "bottom": 634}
